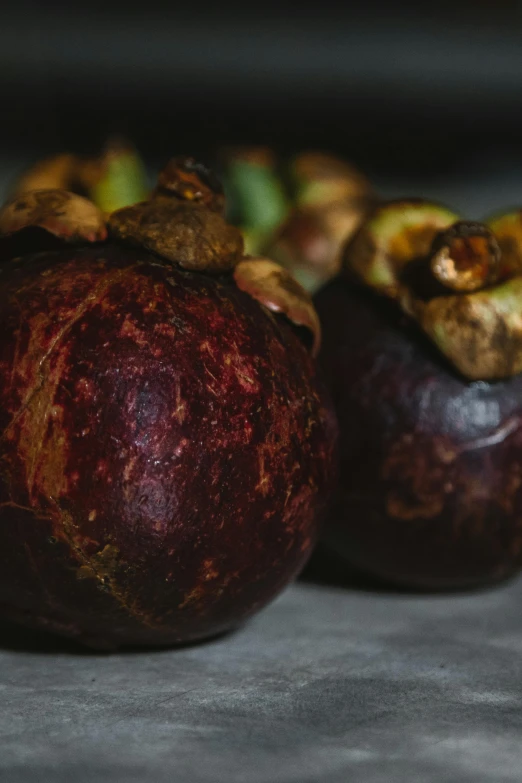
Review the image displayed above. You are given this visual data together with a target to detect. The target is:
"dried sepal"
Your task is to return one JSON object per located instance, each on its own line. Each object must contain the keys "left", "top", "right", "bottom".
{"left": 345, "top": 199, "right": 459, "bottom": 298}
{"left": 345, "top": 199, "right": 522, "bottom": 380}
{"left": 404, "top": 213, "right": 522, "bottom": 379}
{"left": 0, "top": 189, "right": 107, "bottom": 244}
{"left": 412, "top": 278, "right": 522, "bottom": 380}
{"left": 233, "top": 257, "right": 321, "bottom": 356}
{"left": 109, "top": 200, "right": 243, "bottom": 273}
{"left": 109, "top": 158, "right": 243, "bottom": 273}
{"left": 486, "top": 209, "right": 522, "bottom": 279}
{"left": 430, "top": 221, "right": 501, "bottom": 292}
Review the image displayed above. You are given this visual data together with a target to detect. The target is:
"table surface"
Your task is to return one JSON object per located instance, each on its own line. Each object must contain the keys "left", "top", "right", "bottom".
{"left": 2, "top": 558, "right": 522, "bottom": 783}
{"left": 2, "top": 163, "right": 522, "bottom": 783}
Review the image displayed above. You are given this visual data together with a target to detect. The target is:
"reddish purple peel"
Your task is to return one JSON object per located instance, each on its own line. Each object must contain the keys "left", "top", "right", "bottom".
{"left": 0, "top": 243, "right": 336, "bottom": 647}
{"left": 234, "top": 258, "right": 321, "bottom": 357}
{"left": 0, "top": 190, "right": 107, "bottom": 244}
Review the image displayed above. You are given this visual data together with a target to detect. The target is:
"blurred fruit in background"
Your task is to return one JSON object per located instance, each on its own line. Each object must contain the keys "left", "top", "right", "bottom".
{"left": 220, "top": 147, "right": 289, "bottom": 256}
{"left": 13, "top": 138, "right": 150, "bottom": 216}
{"left": 221, "top": 148, "right": 374, "bottom": 293}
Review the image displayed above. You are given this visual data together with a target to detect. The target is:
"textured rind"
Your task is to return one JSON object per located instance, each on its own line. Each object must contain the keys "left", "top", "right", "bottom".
{"left": 0, "top": 245, "right": 337, "bottom": 647}
{"left": 315, "top": 278, "right": 522, "bottom": 589}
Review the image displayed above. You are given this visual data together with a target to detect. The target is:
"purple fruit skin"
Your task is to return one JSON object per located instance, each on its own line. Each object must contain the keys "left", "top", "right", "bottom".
{"left": 315, "top": 278, "right": 522, "bottom": 589}
{"left": 0, "top": 244, "right": 337, "bottom": 647}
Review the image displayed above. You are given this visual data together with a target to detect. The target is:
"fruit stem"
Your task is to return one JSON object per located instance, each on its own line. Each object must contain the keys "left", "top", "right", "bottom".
{"left": 430, "top": 221, "right": 501, "bottom": 293}
{"left": 154, "top": 157, "right": 226, "bottom": 214}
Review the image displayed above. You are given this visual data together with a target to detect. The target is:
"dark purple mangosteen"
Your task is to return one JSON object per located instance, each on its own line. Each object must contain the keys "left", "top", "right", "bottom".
{"left": 0, "top": 157, "right": 337, "bottom": 647}
{"left": 315, "top": 199, "right": 522, "bottom": 589}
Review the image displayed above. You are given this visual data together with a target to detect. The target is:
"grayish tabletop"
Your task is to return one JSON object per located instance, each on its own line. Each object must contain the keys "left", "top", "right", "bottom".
{"left": 1, "top": 161, "right": 522, "bottom": 783}
{"left": 2, "top": 570, "right": 522, "bottom": 783}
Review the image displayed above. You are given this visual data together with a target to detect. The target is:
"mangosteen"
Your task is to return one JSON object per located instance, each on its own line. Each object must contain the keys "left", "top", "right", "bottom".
{"left": 0, "top": 157, "right": 337, "bottom": 648}
{"left": 220, "top": 149, "right": 374, "bottom": 293}
{"left": 266, "top": 152, "right": 375, "bottom": 294}
{"left": 315, "top": 199, "right": 522, "bottom": 590}
{"left": 12, "top": 138, "right": 150, "bottom": 215}
{"left": 219, "top": 146, "right": 289, "bottom": 256}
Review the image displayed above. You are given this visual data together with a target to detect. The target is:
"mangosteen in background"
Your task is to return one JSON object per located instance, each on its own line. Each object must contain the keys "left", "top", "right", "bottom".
{"left": 266, "top": 152, "right": 375, "bottom": 294}
{"left": 0, "top": 157, "right": 337, "bottom": 648}
{"left": 221, "top": 148, "right": 374, "bottom": 293}
{"left": 316, "top": 199, "right": 522, "bottom": 590}
{"left": 219, "top": 146, "right": 290, "bottom": 256}
{"left": 11, "top": 138, "right": 150, "bottom": 216}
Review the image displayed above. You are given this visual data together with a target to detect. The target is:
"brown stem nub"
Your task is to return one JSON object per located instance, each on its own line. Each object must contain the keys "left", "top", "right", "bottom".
{"left": 154, "top": 157, "right": 225, "bottom": 215}
{"left": 430, "top": 221, "right": 501, "bottom": 292}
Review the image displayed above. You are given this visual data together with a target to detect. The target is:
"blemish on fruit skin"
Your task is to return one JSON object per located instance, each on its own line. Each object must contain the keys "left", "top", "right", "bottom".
{"left": 153, "top": 322, "right": 176, "bottom": 338}
{"left": 255, "top": 451, "right": 271, "bottom": 496}
{"left": 201, "top": 558, "right": 219, "bottom": 580}
{"left": 173, "top": 439, "right": 188, "bottom": 457}
{"left": 95, "top": 460, "right": 109, "bottom": 475}
{"left": 88, "top": 510, "right": 97, "bottom": 522}
{"left": 120, "top": 315, "right": 150, "bottom": 347}
{"left": 75, "top": 377, "right": 96, "bottom": 399}
{"left": 178, "top": 584, "right": 206, "bottom": 609}
{"left": 77, "top": 564, "right": 97, "bottom": 581}
{"left": 172, "top": 383, "right": 186, "bottom": 424}
{"left": 123, "top": 456, "right": 138, "bottom": 485}
{"left": 0, "top": 244, "right": 336, "bottom": 646}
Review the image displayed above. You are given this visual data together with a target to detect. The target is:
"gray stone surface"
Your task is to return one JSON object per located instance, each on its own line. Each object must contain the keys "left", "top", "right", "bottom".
{"left": 1, "top": 566, "right": 522, "bottom": 783}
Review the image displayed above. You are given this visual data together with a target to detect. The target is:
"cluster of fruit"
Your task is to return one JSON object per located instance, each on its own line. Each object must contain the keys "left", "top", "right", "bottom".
{"left": 1, "top": 141, "right": 521, "bottom": 649}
